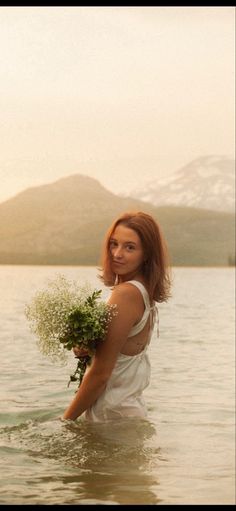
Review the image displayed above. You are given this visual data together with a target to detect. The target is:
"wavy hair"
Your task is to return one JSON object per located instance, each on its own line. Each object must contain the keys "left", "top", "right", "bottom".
{"left": 99, "top": 211, "right": 172, "bottom": 303}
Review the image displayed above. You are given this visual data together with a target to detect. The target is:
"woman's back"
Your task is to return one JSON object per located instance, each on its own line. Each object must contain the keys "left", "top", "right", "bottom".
{"left": 85, "top": 281, "right": 157, "bottom": 422}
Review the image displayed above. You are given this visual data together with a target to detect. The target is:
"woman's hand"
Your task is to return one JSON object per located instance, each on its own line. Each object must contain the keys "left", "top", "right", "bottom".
{"left": 73, "top": 346, "right": 89, "bottom": 358}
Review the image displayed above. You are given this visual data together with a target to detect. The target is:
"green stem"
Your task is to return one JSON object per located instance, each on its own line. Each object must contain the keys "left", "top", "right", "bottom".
{"left": 67, "top": 355, "right": 91, "bottom": 388}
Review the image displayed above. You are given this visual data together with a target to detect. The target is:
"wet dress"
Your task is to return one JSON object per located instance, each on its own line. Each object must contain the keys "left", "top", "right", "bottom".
{"left": 85, "top": 280, "right": 158, "bottom": 422}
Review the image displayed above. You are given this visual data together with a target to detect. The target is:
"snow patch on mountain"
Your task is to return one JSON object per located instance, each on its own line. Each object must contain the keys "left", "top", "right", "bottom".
{"left": 124, "top": 155, "right": 235, "bottom": 213}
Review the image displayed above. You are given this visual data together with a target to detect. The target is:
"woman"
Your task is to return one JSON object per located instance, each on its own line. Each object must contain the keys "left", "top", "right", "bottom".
{"left": 62, "top": 211, "right": 171, "bottom": 421}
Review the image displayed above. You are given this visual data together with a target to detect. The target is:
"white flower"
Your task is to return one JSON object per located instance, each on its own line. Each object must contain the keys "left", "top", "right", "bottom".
{"left": 25, "top": 274, "right": 117, "bottom": 368}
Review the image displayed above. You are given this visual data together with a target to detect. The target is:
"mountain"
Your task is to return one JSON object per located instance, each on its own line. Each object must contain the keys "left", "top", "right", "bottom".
{"left": 0, "top": 174, "right": 234, "bottom": 266}
{"left": 124, "top": 155, "right": 235, "bottom": 213}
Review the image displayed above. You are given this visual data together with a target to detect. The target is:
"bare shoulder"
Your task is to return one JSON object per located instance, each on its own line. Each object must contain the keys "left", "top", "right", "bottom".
{"left": 108, "top": 282, "right": 144, "bottom": 307}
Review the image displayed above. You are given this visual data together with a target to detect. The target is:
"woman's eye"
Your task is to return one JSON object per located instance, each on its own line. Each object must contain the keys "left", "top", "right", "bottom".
{"left": 127, "top": 245, "right": 135, "bottom": 251}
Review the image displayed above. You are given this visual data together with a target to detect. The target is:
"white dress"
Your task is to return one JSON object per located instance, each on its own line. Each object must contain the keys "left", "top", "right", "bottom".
{"left": 84, "top": 280, "right": 158, "bottom": 422}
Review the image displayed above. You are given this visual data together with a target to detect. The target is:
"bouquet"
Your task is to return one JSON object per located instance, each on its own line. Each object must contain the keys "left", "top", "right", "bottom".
{"left": 25, "top": 274, "right": 117, "bottom": 388}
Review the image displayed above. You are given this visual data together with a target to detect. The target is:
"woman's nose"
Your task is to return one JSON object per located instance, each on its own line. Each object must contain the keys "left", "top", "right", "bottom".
{"left": 113, "top": 246, "right": 123, "bottom": 258}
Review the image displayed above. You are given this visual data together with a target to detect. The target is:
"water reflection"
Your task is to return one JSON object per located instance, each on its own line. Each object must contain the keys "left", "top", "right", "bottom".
{"left": 46, "top": 418, "right": 162, "bottom": 504}
{"left": 1, "top": 416, "right": 164, "bottom": 504}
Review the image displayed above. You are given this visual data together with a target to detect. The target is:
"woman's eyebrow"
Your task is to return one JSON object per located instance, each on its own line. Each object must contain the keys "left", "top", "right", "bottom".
{"left": 110, "top": 237, "right": 137, "bottom": 245}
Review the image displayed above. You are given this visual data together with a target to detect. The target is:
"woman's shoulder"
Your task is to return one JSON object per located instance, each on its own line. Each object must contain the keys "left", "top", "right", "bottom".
{"left": 109, "top": 281, "right": 149, "bottom": 307}
{"left": 126, "top": 279, "right": 148, "bottom": 293}
{"left": 112, "top": 281, "right": 141, "bottom": 296}
{"left": 109, "top": 281, "right": 144, "bottom": 306}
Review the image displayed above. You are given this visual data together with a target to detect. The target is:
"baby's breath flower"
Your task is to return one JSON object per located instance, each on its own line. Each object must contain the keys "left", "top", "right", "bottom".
{"left": 25, "top": 274, "right": 117, "bottom": 385}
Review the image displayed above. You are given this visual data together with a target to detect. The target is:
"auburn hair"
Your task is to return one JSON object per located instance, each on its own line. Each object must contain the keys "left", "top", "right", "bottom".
{"left": 99, "top": 211, "right": 172, "bottom": 303}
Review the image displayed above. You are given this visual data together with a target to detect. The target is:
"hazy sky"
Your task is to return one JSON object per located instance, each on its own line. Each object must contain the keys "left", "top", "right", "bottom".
{"left": 0, "top": 6, "right": 235, "bottom": 203}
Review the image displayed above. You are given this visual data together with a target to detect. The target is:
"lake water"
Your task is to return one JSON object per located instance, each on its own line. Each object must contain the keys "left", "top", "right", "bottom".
{"left": 0, "top": 265, "right": 235, "bottom": 505}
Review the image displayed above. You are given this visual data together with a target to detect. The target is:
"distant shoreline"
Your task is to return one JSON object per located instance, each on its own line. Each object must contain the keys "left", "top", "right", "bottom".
{"left": 0, "top": 263, "right": 234, "bottom": 268}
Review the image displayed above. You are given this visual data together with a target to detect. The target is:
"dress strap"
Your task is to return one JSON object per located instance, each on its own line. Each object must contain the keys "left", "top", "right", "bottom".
{"left": 126, "top": 280, "right": 150, "bottom": 307}
{"left": 126, "top": 280, "right": 159, "bottom": 339}
{"left": 153, "top": 304, "right": 159, "bottom": 338}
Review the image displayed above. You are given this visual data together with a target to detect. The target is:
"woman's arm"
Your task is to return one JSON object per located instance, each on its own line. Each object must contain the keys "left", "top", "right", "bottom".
{"left": 62, "top": 283, "right": 144, "bottom": 420}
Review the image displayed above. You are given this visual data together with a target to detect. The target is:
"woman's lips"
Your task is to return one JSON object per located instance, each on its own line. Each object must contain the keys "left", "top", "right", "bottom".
{"left": 112, "top": 260, "right": 124, "bottom": 266}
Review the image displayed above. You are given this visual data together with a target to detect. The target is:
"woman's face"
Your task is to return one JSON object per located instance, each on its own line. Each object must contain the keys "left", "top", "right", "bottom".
{"left": 109, "top": 224, "right": 145, "bottom": 281}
